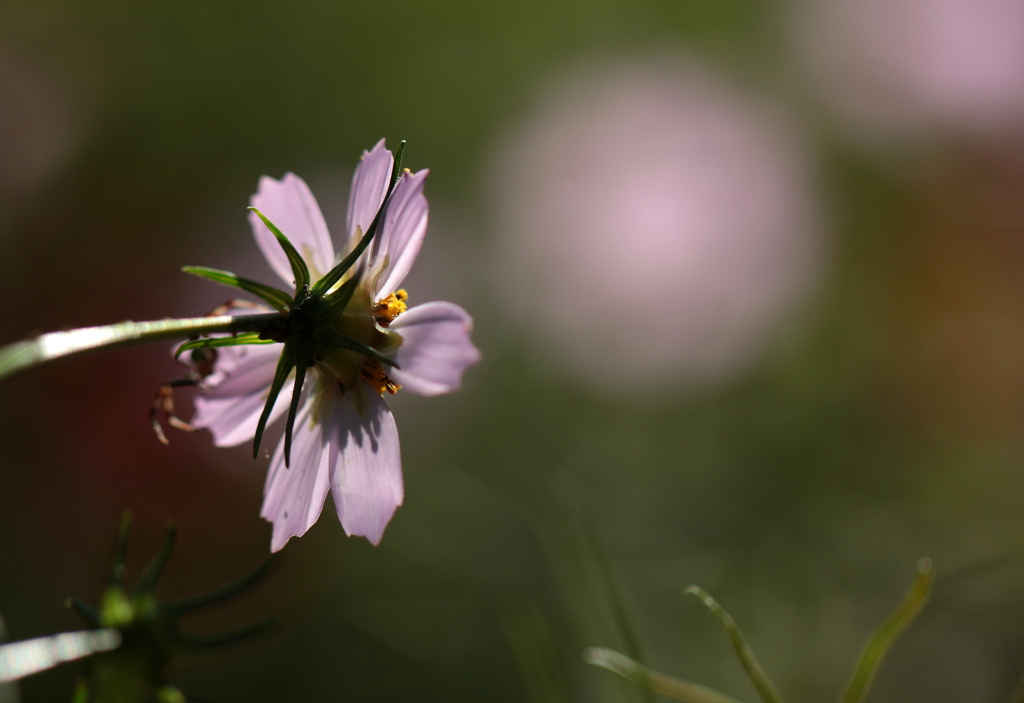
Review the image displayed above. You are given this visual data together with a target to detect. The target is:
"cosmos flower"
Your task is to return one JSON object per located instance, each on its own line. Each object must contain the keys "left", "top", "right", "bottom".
{"left": 491, "top": 59, "right": 820, "bottom": 390}
{"left": 185, "top": 140, "right": 480, "bottom": 550}
{"left": 793, "top": 0, "right": 1024, "bottom": 140}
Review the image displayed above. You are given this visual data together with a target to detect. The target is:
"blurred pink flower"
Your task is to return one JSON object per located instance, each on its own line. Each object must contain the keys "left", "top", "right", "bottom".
{"left": 794, "top": 0, "right": 1024, "bottom": 139}
{"left": 189, "top": 141, "right": 480, "bottom": 550}
{"left": 491, "top": 58, "right": 821, "bottom": 389}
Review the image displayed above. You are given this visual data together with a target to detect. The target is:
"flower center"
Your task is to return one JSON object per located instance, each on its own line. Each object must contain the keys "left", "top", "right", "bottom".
{"left": 300, "top": 285, "right": 408, "bottom": 398}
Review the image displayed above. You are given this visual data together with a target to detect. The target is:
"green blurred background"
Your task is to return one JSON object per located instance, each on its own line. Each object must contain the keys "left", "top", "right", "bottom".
{"left": 3, "top": 0, "right": 1024, "bottom": 701}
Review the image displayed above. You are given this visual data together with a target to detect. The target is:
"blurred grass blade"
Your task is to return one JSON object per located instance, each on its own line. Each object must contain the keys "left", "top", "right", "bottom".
{"left": 838, "top": 558, "right": 934, "bottom": 703}
{"left": 181, "top": 266, "right": 291, "bottom": 309}
{"left": 313, "top": 140, "right": 406, "bottom": 294}
{"left": 685, "top": 586, "right": 785, "bottom": 703}
{"left": 135, "top": 521, "right": 177, "bottom": 594}
{"left": 163, "top": 555, "right": 276, "bottom": 616}
{"left": 585, "top": 647, "right": 747, "bottom": 703}
{"left": 0, "top": 312, "right": 282, "bottom": 385}
{"left": 502, "top": 605, "right": 574, "bottom": 703}
{"left": 0, "top": 630, "right": 121, "bottom": 683}
{"left": 249, "top": 208, "right": 309, "bottom": 292}
{"left": 252, "top": 345, "right": 294, "bottom": 459}
{"left": 174, "top": 333, "right": 276, "bottom": 360}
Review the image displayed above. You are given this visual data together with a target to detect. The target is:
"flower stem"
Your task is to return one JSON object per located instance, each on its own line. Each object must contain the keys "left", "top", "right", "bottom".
{"left": 0, "top": 312, "right": 283, "bottom": 385}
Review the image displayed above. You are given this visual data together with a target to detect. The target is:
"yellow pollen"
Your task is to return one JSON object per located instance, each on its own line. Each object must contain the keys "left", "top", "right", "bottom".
{"left": 361, "top": 359, "right": 401, "bottom": 396}
{"left": 373, "top": 289, "right": 408, "bottom": 327}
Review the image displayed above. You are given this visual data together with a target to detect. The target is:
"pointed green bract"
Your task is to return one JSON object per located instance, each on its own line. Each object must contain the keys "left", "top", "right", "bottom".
{"left": 312, "top": 140, "right": 406, "bottom": 295}
{"left": 252, "top": 344, "right": 295, "bottom": 460}
{"left": 584, "top": 647, "right": 747, "bottom": 703}
{"left": 685, "top": 586, "right": 785, "bottom": 703}
{"left": 322, "top": 274, "right": 360, "bottom": 314}
{"left": 284, "top": 353, "right": 309, "bottom": 468}
{"left": 838, "top": 559, "right": 933, "bottom": 703}
{"left": 162, "top": 555, "right": 276, "bottom": 616}
{"left": 176, "top": 617, "right": 277, "bottom": 651}
{"left": 109, "top": 512, "right": 132, "bottom": 589}
{"left": 173, "top": 333, "right": 276, "bottom": 360}
{"left": 322, "top": 326, "right": 399, "bottom": 368}
{"left": 181, "top": 266, "right": 292, "bottom": 309}
{"left": 135, "top": 522, "right": 178, "bottom": 595}
{"left": 65, "top": 598, "right": 100, "bottom": 627}
{"left": 0, "top": 312, "right": 283, "bottom": 385}
{"left": 249, "top": 207, "right": 310, "bottom": 293}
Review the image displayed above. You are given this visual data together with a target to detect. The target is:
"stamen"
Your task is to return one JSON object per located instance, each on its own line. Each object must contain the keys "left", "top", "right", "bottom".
{"left": 360, "top": 359, "right": 401, "bottom": 396}
{"left": 373, "top": 289, "right": 408, "bottom": 327}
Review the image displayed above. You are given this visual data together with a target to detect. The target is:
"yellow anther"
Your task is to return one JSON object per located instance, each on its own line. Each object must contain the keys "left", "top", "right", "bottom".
{"left": 373, "top": 290, "right": 408, "bottom": 327}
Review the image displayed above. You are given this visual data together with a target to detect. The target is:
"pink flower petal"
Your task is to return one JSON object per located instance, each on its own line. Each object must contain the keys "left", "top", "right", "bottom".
{"left": 261, "top": 395, "right": 331, "bottom": 552}
{"left": 345, "top": 139, "right": 394, "bottom": 252}
{"left": 389, "top": 302, "right": 480, "bottom": 397}
{"left": 191, "top": 343, "right": 292, "bottom": 447}
{"left": 327, "top": 383, "right": 403, "bottom": 545}
{"left": 249, "top": 173, "right": 335, "bottom": 284}
{"left": 370, "top": 169, "right": 429, "bottom": 300}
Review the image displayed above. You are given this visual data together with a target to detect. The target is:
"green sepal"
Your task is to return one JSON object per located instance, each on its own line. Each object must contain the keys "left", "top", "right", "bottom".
{"left": 174, "top": 333, "right": 276, "bottom": 360}
{"left": 685, "top": 586, "right": 785, "bottom": 703}
{"left": 322, "top": 326, "right": 399, "bottom": 368}
{"left": 252, "top": 344, "right": 295, "bottom": 460}
{"left": 838, "top": 558, "right": 933, "bottom": 703}
{"left": 181, "top": 266, "right": 292, "bottom": 309}
{"left": 312, "top": 140, "right": 406, "bottom": 295}
{"left": 134, "top": 521, "right": 177, "bottom": 595}
{"left": 249, "top": 207, "right": 310, "bottom": 293}
{"left": 283, "top": 353, "right": 309, "bottom": 468}
{"left": 0, "top": 312, "right": 283, "bottom": 385}
{"left": 584, "top": 647, "right": 747, "bottom": 703}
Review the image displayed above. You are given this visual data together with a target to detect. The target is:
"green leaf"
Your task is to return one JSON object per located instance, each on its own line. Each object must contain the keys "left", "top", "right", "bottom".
{"left": 181, "top": 266, "right": 292, "bottom": 309}
{"left": 249, "top": 207, "right": 310, "bottom": 292}
{"left": 283, "top": 353, "right": 309, "bottom": 468}
{"left": 685, "top": 586, "right": 785, "bottom": 703}
{"left": 252, "top": 344, "right": 294, "bottom": 460}
{"left": 584, "top": 647, "right": 748, "bottom": 703}
{"left": 312, "top": 140, "right": 406, "bottom": 295}
{"left": 0, "top": 312, "right": 283, "bottom": 385}
{"left": 173, "top": 333, "right": 276, "bottom": 360}
{"left": 838, "top": 558, "right": 933, "bottom": 703}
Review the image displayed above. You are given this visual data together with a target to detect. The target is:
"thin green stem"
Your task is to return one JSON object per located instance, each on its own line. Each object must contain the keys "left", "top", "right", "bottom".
{"left": 0, "top": 312, "right": 282, "bottom": 385}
